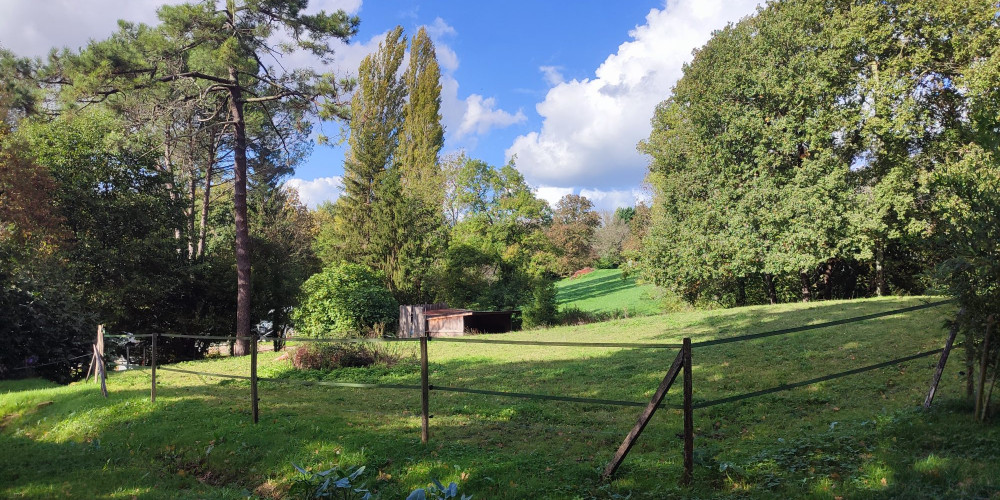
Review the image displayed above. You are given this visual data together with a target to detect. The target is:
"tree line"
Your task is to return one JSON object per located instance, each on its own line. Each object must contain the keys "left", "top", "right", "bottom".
{"left": 636, "top": 0, "right": 999, "bottom": 419}
{"left": 0, "top": 0, "right": 631, "bottom": 381}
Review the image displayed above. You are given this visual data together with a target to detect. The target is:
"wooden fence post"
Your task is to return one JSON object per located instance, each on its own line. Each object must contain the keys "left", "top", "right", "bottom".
{"left": 97, "top": 325, "right": 104, "bottom": 361}
{"left": 94, "top": 343, "right": 108, "bottom": 398}
{"left": 924, "top": 308, "right": 963, "bottom": 409}
{"left": 151, "top": 332, "right": 157, "bottom": 402}
{"left": 682, "top": 337, "right": 693, "bottom": 486}
{"left": 251, "top": 332, "right": 259, "bottom": 424}
{"left": 420, "top": 333, "right": 430, "bottom": 443}
{"left": 602, "top": 347, "right": 685, "bottom": 480}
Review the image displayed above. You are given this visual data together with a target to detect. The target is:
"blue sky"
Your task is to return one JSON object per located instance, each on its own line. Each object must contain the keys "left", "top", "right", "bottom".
{"left": 296, "top": 1, "right": 664, "bottom": 178}
{"left": 0, "top": 0, "right": 763, "bottom": 211}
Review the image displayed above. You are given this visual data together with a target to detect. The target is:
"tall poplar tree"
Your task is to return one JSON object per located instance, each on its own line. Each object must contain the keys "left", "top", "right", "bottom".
{"left": 335, "top": 26, "right": 406, "bottom": 266}
{"left": 333, "top": 25, "right": 446, "bottom": 303}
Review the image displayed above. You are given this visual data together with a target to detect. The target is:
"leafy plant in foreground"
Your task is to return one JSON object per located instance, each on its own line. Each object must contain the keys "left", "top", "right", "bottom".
{"left": 289, "top": 463, "right": 372, "bottom": 500}
{"left": 406, "top": 479, "right": 471, "bottom": 500}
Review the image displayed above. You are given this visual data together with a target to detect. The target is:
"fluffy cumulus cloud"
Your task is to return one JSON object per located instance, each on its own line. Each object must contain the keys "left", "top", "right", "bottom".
{"left": 534, "top": 186, "right": 575, "bottom": 208}
{"left": 534, "top": 185, "right": 650, "bottom": 213}
{"left": 430, "top": 21, "right": 525, "bottom": 141}
{"left": 0, "top": 0, "right": 362, "bottom": 58}
{"left": 286, "top": 176, "right": 344, "bottom": 209}
{"left": 507, "top": 0, "right": 761, "bottom": 192}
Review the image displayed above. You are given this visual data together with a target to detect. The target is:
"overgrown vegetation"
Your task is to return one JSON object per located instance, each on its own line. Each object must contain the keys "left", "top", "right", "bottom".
{"left": 639, "top": 0, "right": 1000, "bottom": 415}
{"left": 292, "top": 263, "right": 398, "bottom": 338}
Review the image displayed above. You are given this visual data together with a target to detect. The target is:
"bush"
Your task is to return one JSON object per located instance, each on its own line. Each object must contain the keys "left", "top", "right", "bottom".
{"left": 522, "top": 277, "right": 558, "bottom": 328}
{"left": 556, "top": 305, "right": 597, "bottom": 326}
{"left": 292, "top": 263, "right": 398, "bottom": 337}
{"left": 291, "top": 343, "right": 401, "bottom": 371}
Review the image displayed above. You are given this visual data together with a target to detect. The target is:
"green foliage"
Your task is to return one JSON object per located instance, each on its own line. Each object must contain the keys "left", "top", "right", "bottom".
{"left": 546, "top": 194, "right": 600, "bottom": 275}
{"left": 436, "top": 155, "right": 554, "bottom": 311}
{"left": 932, "top": 145, "right": 1000, "bottom": 419}
{"left": 522, "top": 277, "right": 558, "bottom": 328}
{"left": 292, "top": 263, "right": 398, "bottom": 337}
{"left": 407, "top": 479, "right": 472, "bottom": 500}
{"left": 289, "top": 463, "right": 372, "bottom": 500}
{"left": 330, "top": 26, "right": 445, "bottom": 304}
{"left": 639, "top": 0, "right": 1000, "bottom": 313}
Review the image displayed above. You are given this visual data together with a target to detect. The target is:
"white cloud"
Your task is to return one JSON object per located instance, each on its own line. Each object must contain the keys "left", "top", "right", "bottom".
{"left": 286, "top": 176, "right": 344, "bottom": 208}
{"left": 0, "top": 0, "right": 362, "bottom": 59}
{"left": 0, "top": 0, "right": 185, "bottom": 57}
{"left": 454, "top": 94, "right": 526, "bottom": 138}
{"left": 507, "top": 0, "right": 762, "bottom": 189}
{"left": 426, "top": 17, "right": 457, "bottom": 38}
{"left": 534, "top": 186, "right": 575, "bottom": 208}
{"left": 539, "top": 65, "right": 564, "bottom": 86}
{"left": 535, "top": 185, "right": 650, "bottom": 212}
{"left": 579, "top": 187, "right": 650, "bottom": 212}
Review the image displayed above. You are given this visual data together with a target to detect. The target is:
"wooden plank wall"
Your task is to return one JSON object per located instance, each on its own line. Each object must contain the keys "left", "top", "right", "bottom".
{"left": 398, "top": 303, "right": 448, "bottom": 337}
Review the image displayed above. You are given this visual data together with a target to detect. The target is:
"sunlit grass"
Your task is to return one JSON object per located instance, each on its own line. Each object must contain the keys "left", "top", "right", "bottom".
{"left": 1, "top": 296, "right": 998, "bottom": 498}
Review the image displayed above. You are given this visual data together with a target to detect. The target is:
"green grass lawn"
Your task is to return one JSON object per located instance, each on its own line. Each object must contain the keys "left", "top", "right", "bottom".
{"left": 555, "top": 268, "right": 665, "bottom": 316}
{"left": 2, "top": 296, "right": 998, "bottom": 499}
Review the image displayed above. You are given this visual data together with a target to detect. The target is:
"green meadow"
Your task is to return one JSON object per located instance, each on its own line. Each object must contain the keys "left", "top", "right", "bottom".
{"left": 2, "top": 297, "right": 998, "bottom": 499}
{"left": 555, "top": 268, "right": 666, "bottom": 317}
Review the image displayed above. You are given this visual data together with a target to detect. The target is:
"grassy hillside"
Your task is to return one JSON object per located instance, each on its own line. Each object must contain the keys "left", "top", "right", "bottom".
{"left": 2, "top": 297, "right": 997, "bottom": 499}
{"left": 555, "top": 268, "right": 664, "bottom": 316}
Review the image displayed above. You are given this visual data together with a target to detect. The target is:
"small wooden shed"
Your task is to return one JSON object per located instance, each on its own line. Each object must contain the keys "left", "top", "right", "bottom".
{"left": 399, "top": 304, "right": 516, "bottom": 338}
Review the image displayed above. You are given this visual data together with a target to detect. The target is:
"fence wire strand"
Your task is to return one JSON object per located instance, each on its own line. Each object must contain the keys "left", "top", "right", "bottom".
{"left": 692, "top": 299, "right": 953, "bottom": 348}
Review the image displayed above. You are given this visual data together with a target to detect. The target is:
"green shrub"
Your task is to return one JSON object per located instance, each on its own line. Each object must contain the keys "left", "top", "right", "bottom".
{"left": 292, "top": 263, "right": 398, "bottom": 337}
{"left": 522, "top": 277, "right": 558, "bottom": 328}
{"left": 291, "top": 343, "right": 402, "bottom": 371}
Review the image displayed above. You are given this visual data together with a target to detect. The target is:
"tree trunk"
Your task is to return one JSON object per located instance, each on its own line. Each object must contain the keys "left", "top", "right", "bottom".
{"left": 196, "top": 141, "right": 215, "bottom": 261}
{"left": 967, "top": 328, "right": 977, "bottom": 400}
{"left": 823, "top": 260, "right": 834, "bottom": 300}
{"left": 763, "top": 274, "right": 777, "bottom": 305}
{"left": 186, "top": 131, "right": 197, "bottom": 260}
{"left": 800, "top": 272, "right": 812, "bottom": 302}
{"left": 976, "top": 316, "right": 995, "bottom": 422}
{"left": 187, "top": 171, "right": 197, "bottom": 260}
{"left": 163, "top": 136, "right": 183, "bottom": 253}
{"left": 228, "top": 68, "right": 252, "bottom": 357}
{"left": 874, "top": 244, "right": 887, "bottom": 297}
{"left": 735, "top": 277, "right": 747, "bottom": 307}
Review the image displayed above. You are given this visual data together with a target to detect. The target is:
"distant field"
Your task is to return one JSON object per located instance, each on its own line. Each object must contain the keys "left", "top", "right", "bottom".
{"left": 2, "top": 296, "right": 997, "bottom": 499}
{"left": 555, "top": 268, "right": 664, "bottom": 316}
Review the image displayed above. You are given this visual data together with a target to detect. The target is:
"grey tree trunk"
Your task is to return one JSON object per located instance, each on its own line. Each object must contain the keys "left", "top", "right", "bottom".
{"left": 228, "top": 67, "right": 252, "bottom": 357}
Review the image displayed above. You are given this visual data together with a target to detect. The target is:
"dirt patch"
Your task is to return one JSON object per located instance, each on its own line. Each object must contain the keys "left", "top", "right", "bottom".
{"left": 570, "top": 267, "right": 595, "bottom": 279}
{"left": 0, "top": 412, "right": 21, "bottom": 430}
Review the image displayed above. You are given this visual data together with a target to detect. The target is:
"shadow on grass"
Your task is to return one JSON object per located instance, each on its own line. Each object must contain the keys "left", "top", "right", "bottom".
{"left": 557, "top": 273, "right": 640, "bottom": 304}
{"left": 1, "top": 297, "right": 985, "bottom": 499}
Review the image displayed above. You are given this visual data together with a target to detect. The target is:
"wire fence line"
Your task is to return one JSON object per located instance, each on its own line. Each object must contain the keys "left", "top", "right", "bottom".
{"left": 5, "top": 354, "right": 91, "bottom": 371}
{"left": 114, "top": 299, "right": 956, "bottom": 411}
{"left": 691, "top": 299, "right": 953, "bottom": 348}
{"left": 101, "top": 298, "right": 952, "bottom": 350}
{"left": 97, "top": 298, "right": 956, "bottom": 485}
{"left": 150, "top": 346, "right": 946, "bottom": 411}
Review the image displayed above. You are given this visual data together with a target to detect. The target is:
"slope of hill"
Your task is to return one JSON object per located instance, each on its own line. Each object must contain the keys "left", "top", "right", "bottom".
{"left": 2, "top": 296, "right": 996, "bottom": 499}
{"left": 555, "top": 268, "right": 665, "bottom": 316}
